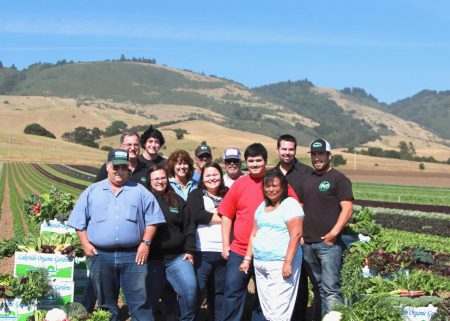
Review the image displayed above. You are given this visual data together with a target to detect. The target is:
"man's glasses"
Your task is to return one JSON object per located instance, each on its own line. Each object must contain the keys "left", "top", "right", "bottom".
{"left": 150, "top": 177, "right": 168, "bottom": 182}
{"left": 112, "top": 164, "right": 128, "bottom": 171}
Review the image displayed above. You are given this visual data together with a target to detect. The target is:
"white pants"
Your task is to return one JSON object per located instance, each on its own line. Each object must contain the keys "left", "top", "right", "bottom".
{"left": 254, "top": 258, "right": 302, "bottom": 321}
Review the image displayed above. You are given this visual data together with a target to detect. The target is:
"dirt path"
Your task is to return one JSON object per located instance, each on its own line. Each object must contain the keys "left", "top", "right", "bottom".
{"left": 0, "top": 164, "right": 15, "bottom": 274}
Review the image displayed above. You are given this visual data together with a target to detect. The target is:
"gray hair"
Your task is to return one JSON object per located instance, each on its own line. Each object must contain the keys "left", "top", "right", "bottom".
{"left": 119, "top": 131, "right": 140, "bottom": 144}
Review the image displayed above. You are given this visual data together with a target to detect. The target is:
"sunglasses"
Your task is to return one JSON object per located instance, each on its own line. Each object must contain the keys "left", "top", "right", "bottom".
{"left": 112, "top": 164, "right": 128, "bottom": 171}
{"left": 198, "top": 155, "right": 211, "bottom": 161}
{"left": 225, "top": 159, "right": 240, "bottom": 165}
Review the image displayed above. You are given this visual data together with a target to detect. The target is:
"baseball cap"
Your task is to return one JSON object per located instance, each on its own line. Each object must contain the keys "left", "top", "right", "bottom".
{"left": 224, "top": 148, "right": 241, "bottom": 161}
{"left": 108, "top": 149, "right": 129, "bottom": 165}
{"left": 195, "top": 144, "right": 212, "bottom": 157}
{"left": 309, "top": 139, "right": 332, "bottom": 153}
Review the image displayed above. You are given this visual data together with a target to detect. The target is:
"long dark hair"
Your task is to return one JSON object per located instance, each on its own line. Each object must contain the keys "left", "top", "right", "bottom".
{"left": 199, "top": 162, "right": 228, "bottom": 198}
{"left": 166, "top": 150, "right": 195, "bottom": 181}
{"left": 147, "top": 164, "right": 180, "bottom": 207}
{"left": 262, "top": 170, "right": 288, "bottom": 206}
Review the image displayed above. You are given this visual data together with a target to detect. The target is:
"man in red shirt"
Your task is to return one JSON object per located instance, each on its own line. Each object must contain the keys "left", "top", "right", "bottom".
{"left": 219, "top": 143, "right": 298, "bottom": 321}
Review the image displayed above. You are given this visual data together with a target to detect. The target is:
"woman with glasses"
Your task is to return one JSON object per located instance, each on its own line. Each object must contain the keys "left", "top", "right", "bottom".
{"left": 167, "top": 150, "right": 198, "bottom": 200}
{"left": 240, "top": 170, "right": 304, "bottom": 321}
{"left": 147, "top": 164, "right": 198, "bottom": 321}
{"left": 186, "top": 162, "right": 229, "bottom": 321}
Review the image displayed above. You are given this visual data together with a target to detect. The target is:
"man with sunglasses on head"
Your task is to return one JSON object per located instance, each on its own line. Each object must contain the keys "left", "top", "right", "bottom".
{"left": 68, "top": 149, "right": 165, "bottom": 321}
{"left": 223, "top": 148, "right": 244, "bottom": 187}
{"left": 95, "top": 131, "right": 149, "bottom": 186}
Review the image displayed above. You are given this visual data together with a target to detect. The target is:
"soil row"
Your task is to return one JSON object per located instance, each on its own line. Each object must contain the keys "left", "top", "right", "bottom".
{"left": 354, "top": 199, "right": 450, "bottom": 214}
{"left": 31, "top": 164, "right": 87, "bottom": 190}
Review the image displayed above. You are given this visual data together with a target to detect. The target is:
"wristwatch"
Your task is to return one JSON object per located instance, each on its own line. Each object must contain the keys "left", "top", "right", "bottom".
{"left": 141, "top": 239, "right": 152, "bottom": 246}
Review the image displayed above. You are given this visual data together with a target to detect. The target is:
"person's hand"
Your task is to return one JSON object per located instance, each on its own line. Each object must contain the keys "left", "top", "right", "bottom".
{"left": 82, "top": 242, "right": 97, "bottom": 257}
{"left": 222, "top": 245, "right": 230, "bottom": 260}
{"left": 183, "top": 253, "right": 194, "bottom": 265}
{"left": 239, "top": 261, "right": 250, "bottom": 274}
{"left": 282, "top": 261, "right": 292, "bottom": 279}
{"left": 300, "top": 237, "right": 305, "bottom": 246}
{"left": 135, "top": 243, "right": 150, "bottom": 265}
{"left": 321, "top": 231, "right": 338, "bottom": 245}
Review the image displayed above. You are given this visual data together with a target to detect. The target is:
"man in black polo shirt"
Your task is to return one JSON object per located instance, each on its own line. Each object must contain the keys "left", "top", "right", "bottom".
{"left": 299, "top": 138, "right": 353, "bottom": 319}
{"left": 273, "top": 134, "right": 319, "bottom": 321}
{"left": 95, "top": 131, "right": 149, "bottom": 185}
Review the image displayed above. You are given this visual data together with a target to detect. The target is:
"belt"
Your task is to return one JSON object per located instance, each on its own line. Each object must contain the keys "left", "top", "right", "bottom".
{"left": 95, "top": 246, "right": 139, "bottom": 252}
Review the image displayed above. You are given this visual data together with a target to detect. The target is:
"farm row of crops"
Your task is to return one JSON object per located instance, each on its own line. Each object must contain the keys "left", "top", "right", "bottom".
{"left": 352, "top": 182, "right": 450, "bottom": 206}
{"left": 0, "top": 162, "right": 89, "bottom": 237}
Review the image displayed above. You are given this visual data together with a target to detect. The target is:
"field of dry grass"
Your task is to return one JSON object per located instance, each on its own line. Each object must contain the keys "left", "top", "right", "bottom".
{"left": 0, "top": 130, "right": 106, "bottom": 164}
{"left": 0, "top": 95, "right": 225, "bottom": 138}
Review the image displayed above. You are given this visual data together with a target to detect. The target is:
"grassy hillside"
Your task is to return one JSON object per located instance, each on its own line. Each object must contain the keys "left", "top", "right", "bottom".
{"left": 0, "top": 130, "right": 105, "bottom": 164}
{"left": 388, "top": 90, "right": 450, "bottom": 140}
{"left": 341, "top": 88, "right": 450, "bottom": 140}
{"left": 1, "top": 60, "right": 448, "bottom": 155}
{"left": 0, "top": 95, "right": 224, "bottom": 138}
{"left": 253, "top": 80, "right": 380, "bottom": 147}
{"left": 98, "top": 120, "right": 284, "bottom": 165}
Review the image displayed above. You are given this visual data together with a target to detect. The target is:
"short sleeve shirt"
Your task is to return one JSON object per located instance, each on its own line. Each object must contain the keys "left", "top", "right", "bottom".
{"left": 218, "top": 174, "right": 299, "bottom": 256}
{"left": 299, "top": 168, "right": 353, "bottom": 243}
{"left": 67, "top": 179, "right": 165, "bottom": 249}
{"left": 252, "top": 197, "right": 304, "bottom": 261}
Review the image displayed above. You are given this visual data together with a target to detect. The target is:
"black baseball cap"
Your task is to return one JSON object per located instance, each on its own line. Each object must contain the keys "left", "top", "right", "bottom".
{"left": 195, "top": 144, "right": 212, "bottom": 157}
{"left": 309, "top": 139, "right": 332, "bottom": 153}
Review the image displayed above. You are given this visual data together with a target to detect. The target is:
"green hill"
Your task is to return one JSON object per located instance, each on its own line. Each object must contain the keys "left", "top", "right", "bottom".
{"left": 253, "top": 80, "right": 380, "bottom": 147}
{"left": 387, "top": 90, "right": 450, "bottom": 140}
{"left": 340, "top": 87, "right": 450, "bottom": 140}
{"left": 1, "top": 60, "right": 447, "bottom": 148}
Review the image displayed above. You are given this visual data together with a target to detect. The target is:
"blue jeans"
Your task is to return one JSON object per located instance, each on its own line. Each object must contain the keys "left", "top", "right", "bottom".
{"left": 88, "top": 249, "right": 153, "bottom": 321}
{"left": 222, "top": 251, "right": 266, "bottom": 321}
{"left": 291, "top": 260, "right": 322, "bottom": 321}
{"left": 302, "top": 241, "right": 343, "bottom": 317}
{"left": 148, "top": 255, "right": 197, "bottom": 321}
{"left": 194, "top": 251, "right": 227, "bottom": 321}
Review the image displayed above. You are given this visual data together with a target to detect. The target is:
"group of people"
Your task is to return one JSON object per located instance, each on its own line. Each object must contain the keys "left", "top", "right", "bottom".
{"left": 67, "top": 126, "right": 354, "bottom": 321}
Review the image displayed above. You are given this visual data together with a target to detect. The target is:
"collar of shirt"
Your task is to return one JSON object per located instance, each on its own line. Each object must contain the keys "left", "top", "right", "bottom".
{"left": 100, "top": 179, "right": 133, "bottom": 193}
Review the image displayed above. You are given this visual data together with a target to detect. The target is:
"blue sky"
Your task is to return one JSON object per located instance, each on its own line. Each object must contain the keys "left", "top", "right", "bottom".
{"left": 1, "top": 0, "right": 449, "bottom": 103}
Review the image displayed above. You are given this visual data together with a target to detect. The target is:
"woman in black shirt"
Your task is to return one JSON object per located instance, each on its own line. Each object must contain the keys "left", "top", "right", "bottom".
{"left": 147, "top": 164, "right": 197, "bottom": 321}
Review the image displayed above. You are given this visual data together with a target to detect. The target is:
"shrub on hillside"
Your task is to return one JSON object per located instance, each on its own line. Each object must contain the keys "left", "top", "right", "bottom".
{"left": 24, "top": 123, "right": 56, "bottom": 139}
{"left": 333, "top": 154, "right": 347, "bottom": 167}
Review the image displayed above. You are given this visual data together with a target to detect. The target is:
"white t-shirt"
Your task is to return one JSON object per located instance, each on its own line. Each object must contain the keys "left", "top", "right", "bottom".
{"left": 195, "top": 195, "right": 223, "bottom": 252}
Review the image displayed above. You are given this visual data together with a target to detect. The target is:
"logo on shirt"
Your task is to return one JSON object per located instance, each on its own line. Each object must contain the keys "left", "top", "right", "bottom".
{"left": 318, "top": 180, "right": 330, "bottom": 192}
{"left": 169, "top": 207, "right": 179, "bottom": 214}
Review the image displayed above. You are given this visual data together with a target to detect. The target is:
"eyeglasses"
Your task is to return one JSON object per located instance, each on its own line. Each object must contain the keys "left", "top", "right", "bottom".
{"left": 112, "top": 165, "right": 128, "bottom": 171}
{"left": 225, "top": 159, "right": 240, "bottom": 165}
{"left": 150, "top": 177, "right": 167, "bottom": 182}
{"left": 121, "top": 143, "right": 140, "bottom": 148}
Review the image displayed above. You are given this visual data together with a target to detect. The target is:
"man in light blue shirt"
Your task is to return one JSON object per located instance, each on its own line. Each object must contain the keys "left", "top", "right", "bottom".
{"left": 68, "top": 149, "right": 165, "bottom": 321}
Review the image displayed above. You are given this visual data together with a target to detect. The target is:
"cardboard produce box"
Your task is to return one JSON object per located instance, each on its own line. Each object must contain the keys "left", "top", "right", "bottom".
{"left": 40, "top": 220, "right": 76, "bottom": 237}
{"left": 38, "top": 281, "right": 74, "bottom": 309}
{"left": 0, "top": 298, "right": 37, "bottom": 321}
{"left": 14, "top": 252, "right": 74, "bottom": 281}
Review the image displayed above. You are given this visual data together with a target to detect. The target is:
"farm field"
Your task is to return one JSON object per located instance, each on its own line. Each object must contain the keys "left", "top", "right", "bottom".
{"left": 352, "top": 182, "right": 450, "bottom": 206}
{"left": 0, "top": 161, "right": 449, "bottom": 320}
